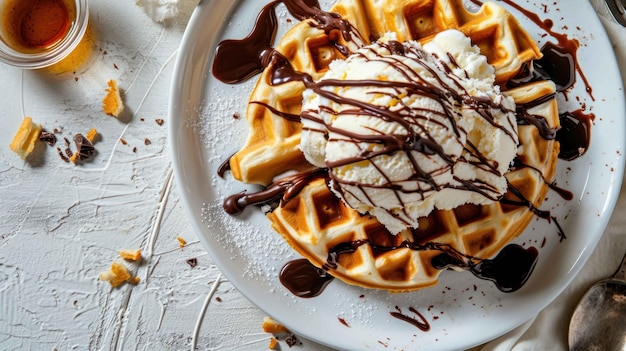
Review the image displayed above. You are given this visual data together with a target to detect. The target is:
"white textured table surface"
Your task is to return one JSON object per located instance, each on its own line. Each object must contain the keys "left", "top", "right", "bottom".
{"left": 0, "top": 1, "right": 624, "bottom": 351}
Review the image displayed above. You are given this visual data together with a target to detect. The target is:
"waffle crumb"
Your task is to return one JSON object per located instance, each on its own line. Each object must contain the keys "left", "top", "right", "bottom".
{"left": 262, "top": 317, "right": 289, "bottom": 334}
{"left": 99, "top": 262, "right": 132, "bottom": 287}
{"left": 103, "top": 79, "right": 124, "bottom": 117}
{"left": 9, "top": 117, "right": 42, "bottom": 159}
{"left": 268, "top": 337, "right": 278, "bottom": 349}
{"left": 119, "top": 249, "right": 142, "bottom": 261}
{"left": 86, "top": 128, "right": 98, "bottom": 142}
{"left": 177, "top": 236, "right": 187, "bottom": 248}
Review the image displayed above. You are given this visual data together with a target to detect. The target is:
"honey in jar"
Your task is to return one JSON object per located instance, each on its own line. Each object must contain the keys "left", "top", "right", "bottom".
{"left": 1, "top": 0, "right": 76, "bottom": 53}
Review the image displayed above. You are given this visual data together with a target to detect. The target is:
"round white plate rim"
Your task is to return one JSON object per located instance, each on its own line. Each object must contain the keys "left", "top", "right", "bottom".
{"left": 168, "top": 0, "right": 626, "bottom": 349}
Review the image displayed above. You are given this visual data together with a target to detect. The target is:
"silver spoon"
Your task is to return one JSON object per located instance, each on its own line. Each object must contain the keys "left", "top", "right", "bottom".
{"left": 568, "top": 251, "right": 626, "bottom": 351}
{"left": 606, "top": 0, "right": 626, "bottom": 26}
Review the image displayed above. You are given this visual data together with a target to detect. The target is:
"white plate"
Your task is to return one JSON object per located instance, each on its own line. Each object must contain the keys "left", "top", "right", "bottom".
{"left": 169, "top": 1, "right": 625, "bottom": 350}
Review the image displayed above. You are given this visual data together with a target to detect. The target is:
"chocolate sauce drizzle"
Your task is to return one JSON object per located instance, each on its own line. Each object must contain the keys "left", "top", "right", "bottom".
{"left": 223, "top": 169, "right": 327, "bottom": 215}
{"left": 213, "top": 0, "right": 586, "bottom": 296}
{"left": 390, "top": 306, "right": 431, "bottom": 331}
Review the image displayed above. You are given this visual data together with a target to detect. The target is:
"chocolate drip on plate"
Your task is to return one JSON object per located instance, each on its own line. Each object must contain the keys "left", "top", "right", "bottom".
{"left": 280, "top": 258, "right": 334, "bottom": 298}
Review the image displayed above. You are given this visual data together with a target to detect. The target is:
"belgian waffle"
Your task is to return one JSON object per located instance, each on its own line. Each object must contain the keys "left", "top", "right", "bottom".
{"left": 228, "top": 0, "right": 559, "bottom": 291}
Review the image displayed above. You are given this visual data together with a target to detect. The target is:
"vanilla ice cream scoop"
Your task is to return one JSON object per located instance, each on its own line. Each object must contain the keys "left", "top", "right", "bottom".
{"left": 300, "top": 30, "right": 518, "bottom": 234}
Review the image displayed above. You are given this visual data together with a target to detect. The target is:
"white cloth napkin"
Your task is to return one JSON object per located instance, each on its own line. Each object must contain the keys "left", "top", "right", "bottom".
{"left": 481, "top": 3, "right": 626, "bottom": 349}
{"left": 135, "top": 0, "right": 199, "bottom": 23}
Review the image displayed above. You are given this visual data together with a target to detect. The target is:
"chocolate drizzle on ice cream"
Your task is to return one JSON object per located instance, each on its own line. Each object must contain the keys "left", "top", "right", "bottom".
{"left": 299, "top": 32, "right": 520, "bottom": 234}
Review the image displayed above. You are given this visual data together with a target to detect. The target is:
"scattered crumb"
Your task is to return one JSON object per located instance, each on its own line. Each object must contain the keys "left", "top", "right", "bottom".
{"left": 177, "top": 236, "right": 186, "bottom": 248}
{"left": 155, "top": 118, "right": 164, "bottom": 126}
{"left": 268, "top": 337, "right": 278, "bottom": 350}
{"left": 99, "top": 262, "right": 132, "bottom": 287}
{"left": 144, "top": 138, "right": 151, "bottom": 145}
{"left": 69, "top": 131, "right": 96, "bottom": 164}
{"left": 9, "top": 117, "right": 42, "bottom": 159}
{"left": 130, "top": 276, "right": 141, "bottom": 285}
{"left": 103, "top": 79, "right": 124, "bottom": 117}
{"left": 57, "top": 147, "right": 70, "bottom": 162}
{"left": 262, "top": 317, "right": 289, "bottom": 334}
{"left": 119, "top": 249, "right": 142, "bottom": 261}
{"left": 215, "top": 296, "right": 222, "bottom": 302}
{"left": 86, "top": 128, "right": 97, "bottom": 143}
{"left": 39, "top": 130, "right": 57, "bottom": 146}
{"left": 285, "top": 334, "right": 300, "bottom": 347}
{"left": 120, "top": 138, "right": 127, "bottom": 145}
{"left": 186, "top": 258, "right": 197, "bottom": 268}
{"left": 263, "top": 317, "right": 301, "bottom": 349}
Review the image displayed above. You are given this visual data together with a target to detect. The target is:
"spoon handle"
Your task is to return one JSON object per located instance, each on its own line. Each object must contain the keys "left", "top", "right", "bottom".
{"left": 612, "top": 251, "right": 626, "bottom": 281}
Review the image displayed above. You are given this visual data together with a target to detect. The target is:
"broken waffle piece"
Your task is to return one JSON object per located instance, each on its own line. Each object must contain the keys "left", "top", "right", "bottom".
{"left": 268, "top": 337, "right": 278, "bottom": 350}
{"left": 262, "top": 316, "right": 289, "bottom": 334}
{"left": 9, "top": 117, "right": 42, "bottom": 159}
{"left": 85, "top": 128, "right": 98, "bottom": 142}
{"left": 99, "top": 261, "right": 132, "bottom": 287}
{"left": 119, "top": 249, "right": 142, "bottom": 261}
{"left": 103, "top": 79, "right": 124, "bottom": 117}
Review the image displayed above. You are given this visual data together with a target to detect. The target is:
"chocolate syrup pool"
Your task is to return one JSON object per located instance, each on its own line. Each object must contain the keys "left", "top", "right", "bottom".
{"left": 213, "top": 0, "right": 589, "bottom": 297}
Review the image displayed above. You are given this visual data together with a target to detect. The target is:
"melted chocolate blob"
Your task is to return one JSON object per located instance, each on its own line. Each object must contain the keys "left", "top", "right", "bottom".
{"left": 280, "top": 259, "right": 334, "bottom": 298}
{"left": 535, "top": 42, "right": 576, "bottom": 92}
{"left": 471, "top": 245, "right": 538, "bottom": 292}
{"left": 557, "top": 110, "right": 593, "bottom": 161}
{"left": 212, "top": 1, "right": 279, "bottom": 84}
{"left": 433, "top": 244, "right": 538, "bottom": 293}
{"left": 212, "top": 0, "right": 358, "bottom": 85}
{"left": 509, "top": 43, "right": 576, "bottom": 94}
{"left": 433, "top": 245, "right": 538, "bottom": 293}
